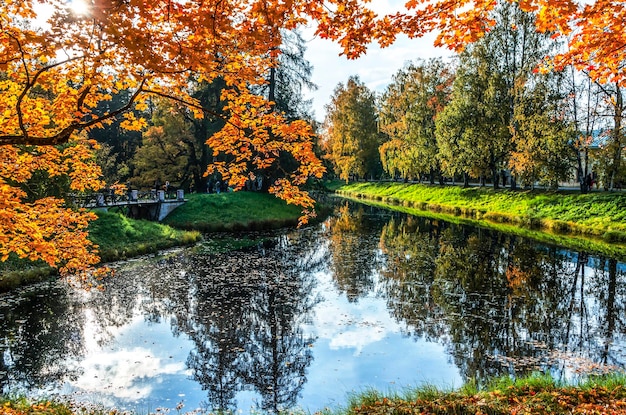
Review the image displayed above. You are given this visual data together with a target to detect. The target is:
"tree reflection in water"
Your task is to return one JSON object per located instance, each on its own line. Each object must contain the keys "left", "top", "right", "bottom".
{"left": 1, "top": 199, "right": 626, "bottom": 413}
{"left": 126, "top": 232, "right": 323, "bottom": 413}
{"left": 366, "top": 201, "right": 626, "bottom": 383}
{"left": 0, "top": 284, "right": 86, "bottom": 393}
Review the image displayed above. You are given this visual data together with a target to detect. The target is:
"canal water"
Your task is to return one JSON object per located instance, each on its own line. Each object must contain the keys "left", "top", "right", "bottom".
{"left": 1, "top": 199, "right": 625, "bottom": 414}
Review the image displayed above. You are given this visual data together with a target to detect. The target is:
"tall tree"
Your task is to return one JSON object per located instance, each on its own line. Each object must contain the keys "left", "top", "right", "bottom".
{"left": 436, "top": 1, "right": 562, "bottom": 188}
{"left": 248, "top": 29, "right": 319, "bottom": 192}
{"left": 267, "top": 30, "right": 317, "bottom": 121}
{"left": 323, "top": 76, "right": 382, "bottom": 182}
{"left": 435, "top": 44, "right": 510, "bottom": 188}
{"left": 565, "top": 69, "right": 604, "bottom": 192}
{"left": 592, "top": 81, "right": 626, "bottom": 190}
{"left": 490, "top": 1, "right": 569, "bottom": 187}
{"left": 509, "top": 76, "right": 575, "bottom": 188}
{"left": 1, "top": 0, "right": 330, "bottom": 274}
{"left": 379, "top": 58, "right": 454, "bottom": 183}
{"left": 132, "top": 100, "right": 198, "bottom": 191}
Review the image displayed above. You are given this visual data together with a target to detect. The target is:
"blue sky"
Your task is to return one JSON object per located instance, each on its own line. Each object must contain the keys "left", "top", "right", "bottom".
{"left": 302, "top": 2, "right": 452, "bottom": 122}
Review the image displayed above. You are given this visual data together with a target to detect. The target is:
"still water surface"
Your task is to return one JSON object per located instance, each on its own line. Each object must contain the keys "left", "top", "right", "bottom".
{"left": 1, "top": 200, "right": 626, "bottom": 413}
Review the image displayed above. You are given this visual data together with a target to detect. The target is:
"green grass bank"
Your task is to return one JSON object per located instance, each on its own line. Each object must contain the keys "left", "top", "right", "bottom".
{"left": 3, "top": 374, "right": 626, "bottom": 414}
{"left": 335, "top": 181, "right": 626, "bottom": 245}
{"left": 88, "top": 210, "right": 202, "bottom": 262}
{"left": 0, "top": 192, "right": 306, "bottom": 292}
{"left": 0, "top": 211, "right": 202, "bottom": 292}
{"left": 162, "top": 191, "right": 304, "bottom": 231}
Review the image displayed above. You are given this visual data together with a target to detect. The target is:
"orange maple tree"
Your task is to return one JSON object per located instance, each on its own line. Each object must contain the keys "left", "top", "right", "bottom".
{"left": 1, "top": 0, "right": 622, "bottom": 276}
{"left": 320, "top": 0, "right": 625, "bottom": 85}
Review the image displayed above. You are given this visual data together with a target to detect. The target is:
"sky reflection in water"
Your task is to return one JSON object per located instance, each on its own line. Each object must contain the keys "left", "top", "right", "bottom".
{"left": 1, "top": 200, "right": 625, "bottom": 414}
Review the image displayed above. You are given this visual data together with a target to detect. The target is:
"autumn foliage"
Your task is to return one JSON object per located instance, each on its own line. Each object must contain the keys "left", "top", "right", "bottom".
{"left": 321, "top": 0, "right": 626, "bottom": 90}
{"left": 1, "top": 0, "right": 623, "bottom": 275}
{"left": 350, "top": 383, "right": 626, "bottom": 415}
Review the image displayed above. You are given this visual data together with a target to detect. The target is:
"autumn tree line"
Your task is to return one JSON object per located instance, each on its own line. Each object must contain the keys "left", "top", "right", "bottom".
{"left": 81, "top": 31, "right": 315, "bottom": 198}
{"left": 321, "top": 2, "right": 625, "bottom": 193}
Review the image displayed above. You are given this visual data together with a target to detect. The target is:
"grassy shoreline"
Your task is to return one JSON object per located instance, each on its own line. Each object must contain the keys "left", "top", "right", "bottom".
{"left": 162, "top": 191, "right": 304, "bottom": 231}
{"left": 0, "top": 192, "right": 306, "bottom": 292}
{"left": 335, "top": 181, "right": 626, "bottom": 248}
{"left": 325, "top": 373, "right": 626, "bottom": 415}
{"left": 0, "top": 212, "right": 202, "bottom": 293}
{"left": 3, "top": 374, "right": 626, "bottom": 414}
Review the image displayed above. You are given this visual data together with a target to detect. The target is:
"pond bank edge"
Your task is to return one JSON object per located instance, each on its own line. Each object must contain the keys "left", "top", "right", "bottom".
{"left": 335, "top": 186, "right": 626, "bottom": 261}
{"left": 3, "top": 373, "right": 626, "bottom": 415}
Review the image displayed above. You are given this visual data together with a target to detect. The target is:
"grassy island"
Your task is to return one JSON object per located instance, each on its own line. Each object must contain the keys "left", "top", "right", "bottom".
{"left": 162, "top": 191, "right": 304, "bottom": 232}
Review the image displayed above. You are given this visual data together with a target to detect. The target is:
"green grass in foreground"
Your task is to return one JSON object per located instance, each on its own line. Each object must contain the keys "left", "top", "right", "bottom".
{"left": 163, "top": 191, "right": 303, "bottom": 232}
{"left": 336, "top": 182, "right": 626, "bottom": 244}
{"left": 323, "top": 373, "right": 626, "bottom": 415}
{"left": 3, "top": 374, "right": 626, "bottom": 414}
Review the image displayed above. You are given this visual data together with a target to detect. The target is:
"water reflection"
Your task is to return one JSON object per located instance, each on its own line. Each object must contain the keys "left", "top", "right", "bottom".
{"left": 1, "top": 199, "right": 626, "bottom": 413}
{"left": 371, "top": 206, "right": 626, "bottom": 381}
{"left": 0, "top": 284, "right": 86, "bottom": 391}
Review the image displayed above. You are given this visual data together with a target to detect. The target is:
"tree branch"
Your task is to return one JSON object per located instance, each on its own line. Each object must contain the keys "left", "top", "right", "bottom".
{"left": 0, "top": 78, "right": 147, "bottom": 146}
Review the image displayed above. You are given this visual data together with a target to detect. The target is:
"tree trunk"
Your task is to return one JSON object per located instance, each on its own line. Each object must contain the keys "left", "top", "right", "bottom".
{"left": 492, "top": 169, "right": 499, "bottom": 190}
{"left": 608, "top": 85, "right": 623, "bottom": 191}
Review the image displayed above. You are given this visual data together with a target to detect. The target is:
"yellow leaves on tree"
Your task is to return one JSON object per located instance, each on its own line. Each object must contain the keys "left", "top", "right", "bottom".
{"left": 207, "top": 87, "right": 324, "bottom": 225}
{"left": 1, "top": 0, "right": 330, "bottom": 275}
{"left": 312, "top": 0, "right": 625, "bottom": 88}
{"left": 0, "top": 137, "right": 103, "bottom": 276}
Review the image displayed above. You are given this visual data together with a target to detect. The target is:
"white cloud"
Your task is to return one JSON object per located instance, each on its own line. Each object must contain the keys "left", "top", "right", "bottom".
{"left": 304, "top": 272, "right": 401, "bottom": 355}
{"left": 69, "top": 347, "right": 187, "bottom": 400}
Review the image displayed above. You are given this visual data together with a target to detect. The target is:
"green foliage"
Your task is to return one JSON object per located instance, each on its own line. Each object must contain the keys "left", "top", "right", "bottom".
{"left": 435, "top": 42, "right": 510, "bottom": 186}
{"left": 162, "top": 192, "right": 303, "bottom": 232}
{"left": 0, "top": 261, "right": 56, "bottom": 293}
{"left": 323, "top": 76, "right": 383, "bottom": 181}
{"left": 94, "top": 141, "right": 131, "bottom": 186}
{"left": 510, "top": 75, "right": 575, "bottom": 188}
{"left": 132, "top": 99, "right": 198, "bottom": 190}
{"left": 379, "top": 59, "right": 453, "bottom": 182}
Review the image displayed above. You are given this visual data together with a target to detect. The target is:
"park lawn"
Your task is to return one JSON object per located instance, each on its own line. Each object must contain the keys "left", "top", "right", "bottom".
{"left": 162, "top": 191, "right": 303, "bottom": 232}
{"left": 87, "top": 210, "right": 201, "bottom": 262}
{"left": 336, "top": 182, "right": 626, "bottom": 242}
